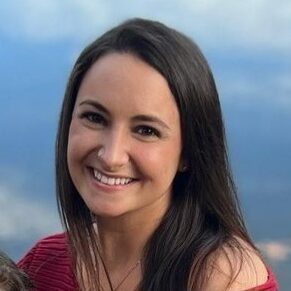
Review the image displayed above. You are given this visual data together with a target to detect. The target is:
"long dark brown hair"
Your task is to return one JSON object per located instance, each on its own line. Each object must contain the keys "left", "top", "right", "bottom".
{"left": 56, "top": 18, "right": 256, "bottom": 290}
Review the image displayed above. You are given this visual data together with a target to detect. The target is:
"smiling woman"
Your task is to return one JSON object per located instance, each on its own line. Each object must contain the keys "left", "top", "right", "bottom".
{"left": 67, "top": 53, "right": 181, "bottom": 219}
{"left": 17, "top": 18, "right": 278, "bottom": 291}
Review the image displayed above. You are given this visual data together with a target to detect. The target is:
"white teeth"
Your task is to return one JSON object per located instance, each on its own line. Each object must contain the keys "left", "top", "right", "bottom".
{"left": 93, "top": 169, "right": 133, "bottom": 186}
{"left": 101, "top": 175, "right": 108, "bottom": 184}
{"left": 108, "top": 178, "right": 115, "bottom": 185}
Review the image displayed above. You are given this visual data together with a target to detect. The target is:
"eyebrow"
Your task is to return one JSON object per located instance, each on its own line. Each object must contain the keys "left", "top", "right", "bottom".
{"left": 78, "top": 99, "right": 170, "bottom": 130}
{"left": 132, "top": 115, "right": 170, "bottom": 130}
{"left": 78, "top": 99, "right": 109, "bottom": 115}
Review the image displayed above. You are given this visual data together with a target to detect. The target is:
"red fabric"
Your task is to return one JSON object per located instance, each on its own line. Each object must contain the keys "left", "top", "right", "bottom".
{"left": 18, "top": 233, "right": 279, "bottom": 291}
{"left": 17, "top": 233, "right": 77, "bottom": 291}
{"left": 244, "top": 269, "right": 278, "bottom": 291}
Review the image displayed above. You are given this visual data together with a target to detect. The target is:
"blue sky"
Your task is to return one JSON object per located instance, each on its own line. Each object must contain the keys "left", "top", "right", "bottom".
{"left": 0, "top": 0, "right": 290, "bottom": 289}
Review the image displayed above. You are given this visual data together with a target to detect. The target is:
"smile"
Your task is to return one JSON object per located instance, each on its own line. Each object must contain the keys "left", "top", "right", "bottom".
{"left": 92, "top": 168, "right": 134, "bottom": 186}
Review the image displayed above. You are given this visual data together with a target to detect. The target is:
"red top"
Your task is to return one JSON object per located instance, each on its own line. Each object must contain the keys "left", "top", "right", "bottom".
{"left": 17, "top": 233, "right": 279, "bottom": 291}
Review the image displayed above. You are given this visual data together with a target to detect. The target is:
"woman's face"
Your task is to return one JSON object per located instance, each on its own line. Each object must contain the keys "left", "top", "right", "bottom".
{"left": 67, "top": 53, "right": 182, "bottom": 219}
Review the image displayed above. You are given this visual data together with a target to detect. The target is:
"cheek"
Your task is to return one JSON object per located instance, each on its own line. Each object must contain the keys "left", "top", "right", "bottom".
{"left": 67, "top": 121, "right": 80, "bottom": 165}
{"left": 67, "top": 140, "right": 79, "bottom": 171}
{"left": 133, "top": 140, "right": 181, "bottom": 181}
{"left": 67, "top": 119, "right": 97, "bottom": 163}
{"left": 67, "top": 120, "right": 91, "bottom": 171}
{"left": 67, "top": 135, "right": 80, "bottom": 180}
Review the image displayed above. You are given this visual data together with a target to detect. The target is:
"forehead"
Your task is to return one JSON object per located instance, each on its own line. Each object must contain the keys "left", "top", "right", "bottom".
{"left": 76, "top": 53, "right": 180, "bottom": 119}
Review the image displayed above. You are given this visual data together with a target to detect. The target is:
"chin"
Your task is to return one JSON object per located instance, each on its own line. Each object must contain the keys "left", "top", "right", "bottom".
{"left": 89, "top": 204, "right": 130, "bottom": 219}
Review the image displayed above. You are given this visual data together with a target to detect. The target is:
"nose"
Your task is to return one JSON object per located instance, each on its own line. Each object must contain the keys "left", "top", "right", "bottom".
{"left": 97, "top": 127, "right": 129, "bottom": 171}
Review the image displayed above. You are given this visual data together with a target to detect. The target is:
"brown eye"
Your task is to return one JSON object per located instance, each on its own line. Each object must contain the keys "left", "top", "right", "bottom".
{"left": 80, "top": 112, "right": 107, "bottom": 126}
{"left": 135, "top": 126, "right": 160, "bottom": 138}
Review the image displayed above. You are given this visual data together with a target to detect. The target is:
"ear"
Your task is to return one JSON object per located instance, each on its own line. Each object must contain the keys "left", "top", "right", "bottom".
{"left": 178, "top": 159, "right": 188, "bottom": 172}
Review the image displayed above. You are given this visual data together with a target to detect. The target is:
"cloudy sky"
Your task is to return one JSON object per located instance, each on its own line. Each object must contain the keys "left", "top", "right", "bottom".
{"left": 0, "top": 0, "right": 290, "bottom": 289}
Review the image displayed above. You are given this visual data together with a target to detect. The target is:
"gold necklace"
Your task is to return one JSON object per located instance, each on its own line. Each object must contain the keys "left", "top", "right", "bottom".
{"left": 113, "top": 259, "right": 141, "bottom": 291}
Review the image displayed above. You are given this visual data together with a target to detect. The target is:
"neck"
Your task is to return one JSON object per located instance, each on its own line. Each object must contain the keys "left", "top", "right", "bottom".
{"left": 96, "top": 199, "right": 169, "bottom": 268}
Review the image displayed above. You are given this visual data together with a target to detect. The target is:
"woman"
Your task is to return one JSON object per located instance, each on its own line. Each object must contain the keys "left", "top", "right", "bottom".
{"left": 18, "top": 18, "right": 278, "bottom": 290}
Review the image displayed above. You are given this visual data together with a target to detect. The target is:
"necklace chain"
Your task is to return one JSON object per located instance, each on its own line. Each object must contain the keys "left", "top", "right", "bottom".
{"left": 112, "top": 259, "right": 141, "bottom": 291}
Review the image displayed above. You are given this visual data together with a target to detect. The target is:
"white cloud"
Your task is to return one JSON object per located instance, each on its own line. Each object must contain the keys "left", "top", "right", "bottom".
{"left": 178, "top": 0, "right": 291, "bottom": 53}
{"left": 0, "top": 0, "right": 290, "bottom": 55}
{"left": 0, "top": 183, "right": 61, "bottom": 241}
{"left": 257, "top": 239, "right": 291, "bottom": 262}
{"left": 0, "top": 0, "right": 111, "bottom": 41}
{"left": 218, "top": 71, "right": 291, "bottom": 110}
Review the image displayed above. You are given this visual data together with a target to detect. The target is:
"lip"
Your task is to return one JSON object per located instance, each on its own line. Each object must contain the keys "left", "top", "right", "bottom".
{"left": 86, "top": 167, "right": 138, "bottom": 192}
{"left": 91, "top": 167, "right": 135, "bottom": 180}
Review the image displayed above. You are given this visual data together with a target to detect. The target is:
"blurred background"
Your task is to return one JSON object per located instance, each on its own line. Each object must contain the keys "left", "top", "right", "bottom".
{"left": 0, "top": 0, "right": 290, "bottom": 289}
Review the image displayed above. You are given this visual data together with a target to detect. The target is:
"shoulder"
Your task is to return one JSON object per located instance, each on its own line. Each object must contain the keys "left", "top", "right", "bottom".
{"left": 18, "top": 232, "right": 69, "bottom": 268}
{"left": 17, "top": 232, "right": 75, "bottom": 290}
{"left": 202, "top": 237, "right": 269, "bottom": 291}
{"left": 34, "top": 232, "right": 69, "bottom": 250}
